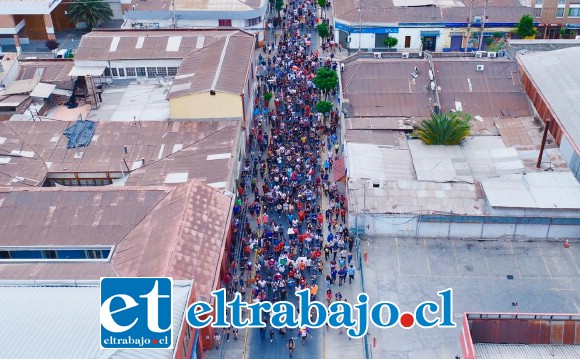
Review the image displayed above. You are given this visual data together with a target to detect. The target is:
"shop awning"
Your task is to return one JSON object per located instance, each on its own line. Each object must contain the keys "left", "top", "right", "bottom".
{"left": 30, "top": 83, "right": 57, "bottom": 98}
{"left": 68, "top": 65, "right": 106, "bottom": 77}
{"left": 421, "top": 31, "right": 441, "bottom": 37}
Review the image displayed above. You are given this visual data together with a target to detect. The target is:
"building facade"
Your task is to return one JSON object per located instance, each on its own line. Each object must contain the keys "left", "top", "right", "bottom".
{"left": 333, "top": 0, "right": 532, "bottom": 52}
{"left": 533, "top": 0, "right": 580, "bottom": 38}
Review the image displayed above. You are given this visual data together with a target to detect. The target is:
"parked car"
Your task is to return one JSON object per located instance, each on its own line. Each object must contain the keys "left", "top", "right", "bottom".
{"left": 55, "top": 49, "right": 72, "bottom": 58}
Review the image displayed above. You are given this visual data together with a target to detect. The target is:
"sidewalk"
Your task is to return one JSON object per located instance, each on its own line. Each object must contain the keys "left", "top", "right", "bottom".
{"left": 320, "top": 144, "right": 365, "bottom": 359}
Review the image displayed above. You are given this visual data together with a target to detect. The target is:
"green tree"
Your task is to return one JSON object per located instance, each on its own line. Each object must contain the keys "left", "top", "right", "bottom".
{"left": 516, "top": 14, "right": 537, "bottom": 38}
{"left": 318, "top": 0, "right": 327, "bottom": 19}
{"left": 315, "top": 100, "right": 333, "bottom": 123}
{"left": 383, "top": 36, "right": 398, "bottom": 49}
{"left": 275, "top": 0, "right": 284, "bottom": 16}
{"left": 67, "top": 0, "right": 113, "bottom": 29}
{"left": 313, "top": 67, "right": 338, "bottom": 101}
{"left": 412, "top": 112, "right": 472, "bottom": 145}
{"left": 317, "top": 22, "right": 330, "bottom": 40}
{"left": 263, "top": 92, "right": 273, "bottom": 107}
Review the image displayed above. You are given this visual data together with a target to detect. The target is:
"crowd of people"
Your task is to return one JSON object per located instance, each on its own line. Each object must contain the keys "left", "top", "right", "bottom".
{"left": 218, "top": 0, "right": 357, "bottom": 356}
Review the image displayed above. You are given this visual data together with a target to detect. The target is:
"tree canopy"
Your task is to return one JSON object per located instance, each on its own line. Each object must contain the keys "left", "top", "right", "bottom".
{"left": 67, "top": 0, "right": 113, "bottom": 29}
{"left": 383, "top": 37, "right": 398, "bottom": 48}
{"left": 516, "top": 14, "right": 536, "bottom": 38}
{"left": 412, "top": 112, "right": 472, "bottom": 145}
{"left": 317, "top": 22, "right": 330, "bottom": 39}
{"left": 313, "top": 68, "right": 338, "bottom": 100}
{"left": 315, "top": 100, "right": 333, "bottom": 114}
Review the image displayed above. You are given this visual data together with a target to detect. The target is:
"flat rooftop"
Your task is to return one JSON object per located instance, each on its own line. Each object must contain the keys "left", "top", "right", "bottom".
{"left": 361, "top": 237, "right": 580, "bottom": 358}
{"left": 474, "top": 344, "right": 580, "bottom": 358}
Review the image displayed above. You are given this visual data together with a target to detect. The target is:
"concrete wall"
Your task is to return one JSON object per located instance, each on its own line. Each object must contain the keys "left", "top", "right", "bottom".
{"left": 169, "top": 92, "right": 242, "bottom": 120}
{"left": 355, "top": 214, "right": 580, "bottom": 240}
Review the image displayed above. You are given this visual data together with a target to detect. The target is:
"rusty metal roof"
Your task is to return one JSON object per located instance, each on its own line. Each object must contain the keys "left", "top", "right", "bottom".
{"left": 0, "top": 181, "right": 232, "bottom": 299}
{"left": 0, "top": 122, "right": 48, "bottom": 187}
{"left": 4, "top": 120, "right": 237, "bottom": 188}
{"left": 434, "top": 59, "right": 531, "bottom": 118}
{"left": 334, "top": 0, "right": 531, "bottom": 24}
{"left": 113, "top": 179, "right": 233, "bottom": 300}
{"left": 74, "top": 29, "right": 252, "bottom": 62}
{"left": 16, "top": 60, "right": 74, "bottom": 84}
{"left": 342, "top": 60, "right": 432, "bottom": 118}
{"left": 167, "top": 32, "right": 254, "bottom": 97}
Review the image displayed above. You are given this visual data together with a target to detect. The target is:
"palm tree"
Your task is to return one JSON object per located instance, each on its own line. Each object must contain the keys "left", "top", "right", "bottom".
{"left": 412, "top": 112, "right": 472, "bottom": 145}
{"left": 67, "top": 0, "right": 113, "bottom": 29}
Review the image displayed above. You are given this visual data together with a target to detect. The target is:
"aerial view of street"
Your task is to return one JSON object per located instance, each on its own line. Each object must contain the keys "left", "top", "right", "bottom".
{"left": 0, "top": 0, "right": 579, "bottom": 358}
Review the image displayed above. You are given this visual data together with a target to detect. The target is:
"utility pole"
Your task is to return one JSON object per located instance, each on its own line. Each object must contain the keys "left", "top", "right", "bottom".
{"left": 172, "top": 0, "right": 177, "bottom": 28}
{"left": 358, "top": 0, "right": 362, "bottom": 52}
{"left": 537, "top": 119, "right": 551, "bottom": 168}
{"left": 478, "top": 0, "right": 489, "bottom": 51}
{"left": 464, "top": 0, "right": 474, "bottom": 52}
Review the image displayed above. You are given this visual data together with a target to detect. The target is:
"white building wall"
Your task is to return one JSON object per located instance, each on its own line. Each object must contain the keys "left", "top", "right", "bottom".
{"left": 355, "top": 214, "right": 578, "bottom": 240}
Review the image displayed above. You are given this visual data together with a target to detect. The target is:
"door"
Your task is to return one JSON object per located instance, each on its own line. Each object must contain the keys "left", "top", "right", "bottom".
{"left": 404, "top": 36, "right": 411, "bottom": 48}
{"left": 422, "top": 36, "right": 436, "bottom": 51}
{"left": 450, "top": 35, "right": 462, "bottom": 51}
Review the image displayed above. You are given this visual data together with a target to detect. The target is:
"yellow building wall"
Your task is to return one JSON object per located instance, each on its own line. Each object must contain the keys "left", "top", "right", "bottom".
{"left": 169, "top": 92, "right": 242, "bottom": 120}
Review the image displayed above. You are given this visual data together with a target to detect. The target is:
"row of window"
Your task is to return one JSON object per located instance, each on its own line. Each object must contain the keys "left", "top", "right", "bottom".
{"left": 535, "top": 4, "right": 580, "bottom": 17}
{"left": 103, "top": 67, "right": 179, "bottom": 78}
{"left": 46, "top": 178, "right": 113, "bottom": 187}
{"left": 535, "top": 0, "right": 566, "bottom": 5}
{"left": 218, "top": 17, "right": 262, "bottom": 27}
{"left": 0, "top": 248, "right": 112, "bottom": 261}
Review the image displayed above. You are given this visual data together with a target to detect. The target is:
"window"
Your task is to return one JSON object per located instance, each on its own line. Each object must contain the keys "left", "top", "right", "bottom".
{"left": 156, "top": 67, "right": 167, "bottom": 76}
{"left": 168, "top": 67, "right": 178, "bottom": 76}
{"left": 557, "top": 7, "right": 564, "bottom": 17}
{"left": 0, "top": 247, "right": 113, "bottom": 261}
{"left": 218, "top": 19, "right": 232, "bottom": 26}
{"left": 118, "top": 68, "right": 125, "bottom": 77}
{"left": 147, "top": 67, "right": 157, "bottom": 78}
{"left": 104, "top": 67, "right": 111, "bottom": 76}
{"left": 136, "top": 67, "right": 146, "bottom": 76}
{"left": 246, "top": 16, "right": 261, "bottom": 26}
{"left": 569, "top": 6, "right": 580, "bottom": 17}
{"left": 558, "top": 0, "right": 565, "bottom": 4}
{"left": 126, "top": 67, "right": 136, "bottom": 77}
{"left": 535, "top": 0, "right": 543, "bottom": 4}
{"left": 111, "top": 68, "right": 118, "bottom": 77}
{"left": 534, "top": 7, "right": 542, "bottom": 17}
{"left": 44, "top": 178, "right": 113, "bottom": 187}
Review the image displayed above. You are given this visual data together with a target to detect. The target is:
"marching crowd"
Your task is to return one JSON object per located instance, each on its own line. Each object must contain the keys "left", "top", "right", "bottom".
{"left": 218, "top": 0, "right": 356, "bottom": 356}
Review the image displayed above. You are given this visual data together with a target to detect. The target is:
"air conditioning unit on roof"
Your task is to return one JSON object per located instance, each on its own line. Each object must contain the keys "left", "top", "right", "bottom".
{"left": 402, "top": 52, "right": 410, "bottom": 59}
{"left": 476, "top": 64, "right": 484, "bottom": 71}
{"left": 487, "top": 51, "right": 497, "bottom": 58}
{"left": 373, "top": 52, "right": 381, "bottom": 59}
{"left": 475, "top": 51, "right": 485, "bottom": 58}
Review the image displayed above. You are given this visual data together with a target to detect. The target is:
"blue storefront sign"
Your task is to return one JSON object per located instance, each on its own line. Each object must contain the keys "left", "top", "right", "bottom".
{"left": 566, "top": 24, "right": 580, "bottom": 29}
{"left": 335, "top": 22, "right": 398, "bottom": 34}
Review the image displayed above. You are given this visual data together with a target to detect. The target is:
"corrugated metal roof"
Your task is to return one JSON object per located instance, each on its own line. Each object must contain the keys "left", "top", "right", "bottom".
{"left": 168, "top": 32, "right": 254, "bottom": 97}
{"left": 348, "top": 141, "right": 416, "bottom": 181}
{"left": 4, "top": 120, "right": 237, "bottom": 188}
{"left": 74, "top": 29, "right": 250, "bottom": 62}
{"left": 334, "top": 0, "right": 530, "bottom": 24}
{"left": 342, "top": 60, "right": 432, "bottom": 118}
{"left": 482, "top": 172, "right": 580, "bottom": 210}
{"left": 434, "top": 59, "right": 531, "bottom": 118}
{"left": 133, "top": 0, "right": 265, "bottom": 12}
{"left": 30, "top": 83, "right": 56, "bottom": 98}
{"left": 408, "top": 137, "right": 524, "bottom": 183}
{"left": 518, "top": 47, "right": 580, "bottom": 150}
{"left": 0, "top": 281, "right": 192, "bottom": 359}
{"left": 348, "top": 178, "right": 484, "bottom": 215}
{"left": 0, "top": 122, "right": 47, "bottom": 187}
{"left": 474, "top": 343, "right": 580, "bottom": 358}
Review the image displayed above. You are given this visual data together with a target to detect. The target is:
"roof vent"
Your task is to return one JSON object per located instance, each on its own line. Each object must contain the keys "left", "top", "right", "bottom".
{"left": 476, "top": 65, "right": 484, "bottom": 71}
{"left": 210, "top": 90, "right": 216, "bottom": 96}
